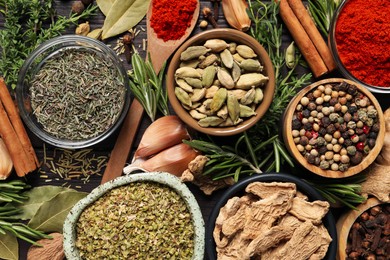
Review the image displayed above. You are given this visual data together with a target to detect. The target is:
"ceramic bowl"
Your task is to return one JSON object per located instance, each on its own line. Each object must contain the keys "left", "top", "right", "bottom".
{"left": 16, "top": 35, "right": 131, "bottom": 149}
{"left": 166, "top": 28, "right": 275, "bottom": 136}
{"left": 63, "top": 172, "right": 205, "bottom": 259}
{"left": 328, "top": 0, "right": 390, "bottom": 93}
{"left": 283, "top": 78, "right": 385, "bottom": 178}
{"left": 206, "top": 173, "right": 337, "bottom": 260}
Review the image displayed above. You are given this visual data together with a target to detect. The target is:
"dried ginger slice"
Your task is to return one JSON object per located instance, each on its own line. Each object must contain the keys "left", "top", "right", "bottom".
{"left": 288, "top": 197, "right": 330, "bottom": 225}
{"left": 241, "top": 189, "right": 295, "bottom": 239}
{"left": 245, "top": 181, "right": 296, "bottom": 199}
{"left": 216, "top": 231, "right": 251, "bottom": 260}
{"left": 361, "top": 162, "right": 390, "bottom": 202}
{"left": 274, "top": 221, "right": 332, "bottom": 260}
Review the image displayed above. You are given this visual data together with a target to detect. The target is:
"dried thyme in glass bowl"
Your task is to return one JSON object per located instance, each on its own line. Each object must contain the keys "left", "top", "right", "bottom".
{"left": 63, "top": 172, "right": 205, "bottom": 260}
{"left": 16, "top": 35, "right": 131, "bottom": 149}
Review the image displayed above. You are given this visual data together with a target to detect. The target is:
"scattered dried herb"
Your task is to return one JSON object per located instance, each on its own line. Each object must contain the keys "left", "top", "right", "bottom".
{"left": 30, "top": 48, "right": 126, "bottom": 140}
{"left": 76, "top": 182, "right": 194, "bottom": 259}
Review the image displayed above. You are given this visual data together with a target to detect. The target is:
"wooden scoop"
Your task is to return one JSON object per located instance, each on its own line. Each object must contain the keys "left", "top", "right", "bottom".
{"left": 101, "top": 0, "right": 200, "bottom": 184}
{"left": 146, "top": 0, "right": 200, "bottom": 73}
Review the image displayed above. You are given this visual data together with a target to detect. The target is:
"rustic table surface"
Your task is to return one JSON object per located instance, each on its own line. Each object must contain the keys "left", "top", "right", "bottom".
{"left": 1, "top": 0, "right": 389, "bottom": 259}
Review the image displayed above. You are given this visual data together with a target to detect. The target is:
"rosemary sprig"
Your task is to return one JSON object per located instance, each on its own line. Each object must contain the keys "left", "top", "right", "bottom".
{"left": 128, "top": 51, "right": 169, "bottom": 121}
{"left": 0, "top": 0, "right": 97, "bottom": 89}
{"left": 308, "top": 0, "right": 340, "bottom": 35}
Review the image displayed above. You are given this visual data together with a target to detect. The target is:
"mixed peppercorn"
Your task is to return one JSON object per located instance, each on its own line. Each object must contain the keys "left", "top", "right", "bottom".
{"left": 291, "top": 82, "right": 380, "bottom": 171}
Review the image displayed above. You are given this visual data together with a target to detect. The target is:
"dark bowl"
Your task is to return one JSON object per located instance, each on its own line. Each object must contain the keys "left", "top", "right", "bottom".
{"left": 206, "top": 173, "right": 337, "bottom": 260}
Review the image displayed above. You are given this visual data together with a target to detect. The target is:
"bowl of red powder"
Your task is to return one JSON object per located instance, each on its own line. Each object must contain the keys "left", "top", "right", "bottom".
{"left": 329, "top": 0, "right": 390, "bottom": 93}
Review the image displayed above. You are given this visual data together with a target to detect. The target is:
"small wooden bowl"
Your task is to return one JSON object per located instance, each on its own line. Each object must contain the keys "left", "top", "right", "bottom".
{"left": 283, "top": 78, "right": 385, "bottom": 178}
{"left": 336, "top": 198, "right": 387, "bottom": 260}
{"left": 166, "top": 28, "right": 275, "bottom": 136}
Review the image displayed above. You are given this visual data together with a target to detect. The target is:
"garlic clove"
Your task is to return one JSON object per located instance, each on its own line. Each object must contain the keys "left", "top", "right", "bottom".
{"left": 134, "top": 115, "right": 190, "bottom": 159}
{"left": 126, "top": 143, "right": 199, "bottom": 177}
{"left": 0, "top": 138, "right": 13, "bottom": 180}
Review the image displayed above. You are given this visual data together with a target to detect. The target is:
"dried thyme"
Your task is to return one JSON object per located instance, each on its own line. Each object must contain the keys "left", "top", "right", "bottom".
{"left": 30, "top": 48, "right": 126, "bottom": 140}
{"left": 76, "top": 182, "right": 195, "bottom": 259}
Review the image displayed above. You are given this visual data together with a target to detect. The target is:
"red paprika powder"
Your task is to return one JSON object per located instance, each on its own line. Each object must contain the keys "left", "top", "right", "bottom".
{"left": 335, "top": 0, "right": 390, "bottom": 88}
{"left": 150, "top": 0, "right": 198, "bottom": 42}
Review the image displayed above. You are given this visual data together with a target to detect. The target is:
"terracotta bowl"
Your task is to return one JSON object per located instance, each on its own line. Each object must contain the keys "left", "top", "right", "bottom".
{"left": 336, "top": 198, "right": 388, "bottom": 259}
{"left": 166, "top": 28, "right": 275, "bottom": 136}
{"left": 283, "top": 78, "right": 385, "bottom": 178}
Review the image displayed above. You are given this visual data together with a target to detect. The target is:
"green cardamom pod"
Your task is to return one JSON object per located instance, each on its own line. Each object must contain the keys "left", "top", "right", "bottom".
{"left": 229, "top": 42, "right": 237, "bottom": 54}
{"left": 175, "top": 87, "right": 192, "bottom": 107}
{"left": 175, "top": 67, "right": 202, "bottom": 79}
{"left": 217, "top": 105, "right": 228, "bottom": 120}
{"left": 202, "top": 65, "right": 217, "bottom": 88}
{"left": 189, "top": 109, "right": 207, "bottom": 120}
{"left": 240, "top": 88, "right": 256, "bottom": 105}
{"left": 198, "top": 116, "right": 224, "bottom": 127}
{"left": 236, "top": 73, "right": 269, "bottom": 89}
{"left": 176, "top": 78, "right": 194, "bottom": 93}
{"left": 239, "top": 59, "right": 263, "bottom": 72}
{"left": 220, "top": 49, "right": 234, "bottom": 69}
{"left": 184, "top": 77, "right": 203, "bottom": 88}
{"left": 227, "top": 93, "right": 240, "bottom": 123}
{"left": 180, "top": 59, "right": 200, "bottom": 69}
{"left": 236, "top": 45, "right": 257, "bottom": 59}
{"left": 205, "top": 85, "right": 219, "bottom": 98}
{"left": 239, "top": 104, "right": 257, "bottom": 117}
{"left": 253, "top": 88, "right": 264, "bottom": 104}
{"left": 285, "top": 41, "right": 296, "bottom": 69}
{"left": 232, "top": 62, "right": 241, "bottom": 83}
{"left": 210, "top": 88, "right": 227, "bottom": 113}
{"left": 190, "top": 88, "right": 206, "bottom": 102}
{"left": 198, "top": 54, "right": 219, "bottom": 69}
{"left": 180, "top": 46, "right": 210, "bottom": 61}
{"left": 217, "top": 68, "right": 235, "bottom": 89}
{"left": 233, "top": 53, "right": 245, "bottom": 63}
{"left": 203, "top": 39, "right": 229, "bottom": 52}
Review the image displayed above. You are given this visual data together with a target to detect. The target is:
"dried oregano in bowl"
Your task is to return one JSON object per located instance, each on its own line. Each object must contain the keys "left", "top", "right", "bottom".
{"left": 63, "top": 172, "right": 205, "bottom": 260}
{"left": 167, "top": 29, "right": 275, "bottom": 136}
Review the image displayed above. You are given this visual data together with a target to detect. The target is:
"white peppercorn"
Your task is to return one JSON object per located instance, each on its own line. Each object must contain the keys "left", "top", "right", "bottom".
{"left": 324, "top": 134, "right": 332, "bottom": 142}
{"left": 310, "top": 149, "right": 319, "bottom": 157}
{"left": 318, "top": 85, "right": 325, "bottom": 92}
{"left": 305, "top": 144, "right": 312, "bottom": 151}
{"left": 296, "top": 144, "right": 305, "bottom": 152}
{"left": 299, "top": 129, "right": 306, "bottom": 136}
{"left": 333, "top": 144, "right": 342, "bottom": 153}
{"left": 293, "top": 137, "right": 300, "bottom": 144}
{"left": 313, "top": 89, "right": 322, "bottom": 98}
{"left": 331, "top": 138, "right": 338, "bottom": 145}
{"left": 323, "top": 95, "right": 331, "bottom": 102}
{"left": 313, "top": 123, "right": 320, "bottom": 132}
{"left": 300, "top": 96, "right": 309, "bottom": 106}
{"left": 331, "top": 163, "right": 339, "bottom": 171}
{"left": 331, "top": 91, "right": 339, "bottom": 98}
{"left": 322, "top": 107, "right": 330, "bottom": 115}
{"left": 333, "top": 154, "right": 341, "bottom": 162}
{"left": 333, "top": 131, "right": 341, "bottom": 139}
{"left": 326, "top": 143, "right": 333, "bottom": 151}
{"left": 324, "top": 86, "right": 332, "bottom": 95}
{"left": 338, "top": 137, "right": 345, "bottom": 144}
{"left": 340, "top": 154, "right": 350, "bottom": 164}
{"left": 356, "top": 121, "right": 364, "bottom": 128}
{"left": 292, "top": 130, "right": 300, "bottom": 137}
{"left": 339, "top": 91, "right": 346, "bottom": 97}
{"left": 315, "top": 97, "right": 324, "bottom": 105}
{"left": 341, "top": 105, "right": 348, "bottom": 113}
{"left": 325, "top": 151, "right": 334, "bottom": 160}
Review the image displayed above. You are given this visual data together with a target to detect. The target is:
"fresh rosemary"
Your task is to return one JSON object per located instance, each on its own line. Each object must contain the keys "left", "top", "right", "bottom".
{"left": 128, "top": 51, "right": 169, "bottom": 122}
{"left": 308, "top": 0, "right": 341, "bottom": 35}
{"left": 0, "top": 0, "right": 97, "bottom": 89}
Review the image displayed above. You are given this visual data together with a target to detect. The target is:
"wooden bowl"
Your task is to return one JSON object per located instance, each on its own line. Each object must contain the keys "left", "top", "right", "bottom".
{"left": 336, "top": 198, "right": 387, "bottom": 259}
{"left": 283, "top": 78, "right": 385, "bottom": 178}
{"left": 166, "top": 28, "right": 275, "bottom": 136}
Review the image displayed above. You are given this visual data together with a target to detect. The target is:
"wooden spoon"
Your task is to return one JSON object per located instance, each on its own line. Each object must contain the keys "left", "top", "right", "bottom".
{"left": 146, "top": 0, "right": 200, "bottom": 73}
{"left": 101, "top": 1, "right": 200, "bottom": 184}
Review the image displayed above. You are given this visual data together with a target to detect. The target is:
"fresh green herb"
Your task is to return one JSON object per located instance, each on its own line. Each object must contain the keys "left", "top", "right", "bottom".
{"left": 0, "top": 180, "right": 51, "bottom": 246}
{"left": 128, "top": 51, "right": 169, "bottom": 121}
{"left": 308, "top": 0, "right": 341, "bottom": 35}
{"left": 0, "top": 0, "right": 97, "bottom": 89}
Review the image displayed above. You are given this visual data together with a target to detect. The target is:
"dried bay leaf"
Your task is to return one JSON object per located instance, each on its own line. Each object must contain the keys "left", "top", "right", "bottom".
{"left": 101, "top": 0, "right": 151, "bottom": 39}
{"left": 0, "top": 231, "right": 18, "bottom": 260}
{"left": 96, "top": 0, "right": 116, "bottom": 16}
{"left": 11, "top": 186, "right": 75, "bottom": 220}
{"left": 28, "top": 191, "right": 87, "bottom": 233}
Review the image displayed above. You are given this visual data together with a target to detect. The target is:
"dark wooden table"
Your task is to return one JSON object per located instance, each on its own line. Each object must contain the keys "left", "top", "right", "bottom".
{"left": 1, "top": 0, "right": 389, "bottom": 259}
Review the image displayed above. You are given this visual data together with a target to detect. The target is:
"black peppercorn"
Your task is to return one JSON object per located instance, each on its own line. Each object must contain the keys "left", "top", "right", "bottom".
{"left": 347, "top": 84, "right": 358, "bottom": 95}
{"left": 292, "top": 119, "right": 302, "bottom": 130}
{"left": 71, "top": 0, "right": 85, "bottom": 14}
{"left": 318, "top": 146, "right": 328, "bottom": 155}
{"left": 355, "top": 128, "right": 364, "bottom": 135}
{"left": 367, "top": 138, "right": 376, "bottom": 148}
{"left": 307, "top": 102, "right": 316, "bottom": 111}
{"left": 339, "top": 123, "right": 347, "bottom": 133}
{"left": 368, "top": 131, "right": 378, "bottom": 139}
{"left": 307, "top": 154, "right": 316, "bottom": 164}
{"left": 321, "top": 117, "right": 331, "bottom": 127}
{"left": 352, "top": 112, "right": 359, "bottom": 122}
{"left": 359, "top": 134, "right": 367, "bottom": 142}
{"left": 303, "top": 122, "right": 313, "bottom": 131}
{"left": 302, "top": 109, "right": 310, "bottom": 118}
{"left": 299, "top": 136, "right": 309, "bottom": 146}
{"left": 348, "top": 104, "right": 358, "bottom": 114}
{"left": 371, "top": 123, "right": 380, "bottom": 133}
{"left": 344, "top": 112, "right": 352, "bottom": 122}
{"left": 329, "top": 97, "right": 338, "bottom": 106}
{"left": 342, "top": 131, "right": 350, "bottom": 139}
{"left": 307, "top": 92, "right": 315, "bottom": 101}
{"left": 326, "top": 124, "right": 336, "bottom": 134}
{"left": 319, "top": 127, "right": 327, "bottom": 136}
{"left": 350, "top": 151, "right": 363, "bottom": 165}
{"left": 344, "top": 138, "right": 353, "bottom": 147}
{"left": 338, "top": 82, "right": 348, "bottom": 92}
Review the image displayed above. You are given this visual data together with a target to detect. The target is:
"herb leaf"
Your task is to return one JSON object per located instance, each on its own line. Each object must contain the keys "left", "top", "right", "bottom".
{"left": 0, "top": 231, "right": 18, "bottom": 260}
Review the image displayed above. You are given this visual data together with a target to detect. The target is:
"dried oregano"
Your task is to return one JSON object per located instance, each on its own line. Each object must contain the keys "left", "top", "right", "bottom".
{"left": 76, "top": 182, "right": 195, "bottom": 259}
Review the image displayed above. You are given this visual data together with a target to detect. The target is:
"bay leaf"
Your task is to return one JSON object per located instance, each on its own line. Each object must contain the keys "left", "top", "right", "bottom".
{"left": 28, "top": 191, "right": 87, "bottom": 233}
{"left": 96, "top": 0, "right": 116, "bottom": 16}
{"left": 101, "top": 0, "right": 151, "bottom": 39}
{"left": 12, "top": 186, "right": 75, "bottom": 220}
{"left": 0, "top": 231, "right": 18, "bottom": 260}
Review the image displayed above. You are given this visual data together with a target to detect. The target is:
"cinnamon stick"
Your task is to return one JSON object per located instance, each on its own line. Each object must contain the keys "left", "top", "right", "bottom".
{"left": 0, "top": 100, "right": 31, "bottom": 176}
{"left": 279, "top": 0, "right": 328, "bottom": 77}
{"left": 287, "top": 0, "right": 336, "bottom": 71}
{"left": 0, "top": 78, "right": 39, "bottom": 168}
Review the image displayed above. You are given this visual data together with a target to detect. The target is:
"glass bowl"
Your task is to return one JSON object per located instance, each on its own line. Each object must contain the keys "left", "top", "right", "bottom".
{"left": 16, "top": 35, "right": 131, "bottom": 149}
{"left": 206, "top": 173, "right": 337, "bottom": 260}
{"left": 329, "top": 0, "right": 390, "bottom": 93}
